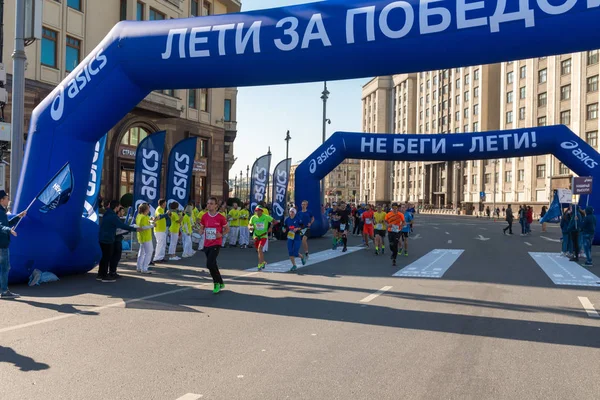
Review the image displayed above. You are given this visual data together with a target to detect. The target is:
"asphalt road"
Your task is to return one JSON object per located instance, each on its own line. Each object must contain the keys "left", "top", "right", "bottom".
{"left": 1, "top": 214, "right": 599, "bottom": 400}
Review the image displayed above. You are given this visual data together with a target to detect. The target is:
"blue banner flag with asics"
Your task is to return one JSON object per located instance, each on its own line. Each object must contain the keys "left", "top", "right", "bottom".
{"left": 133, "top": 131, "right": 167, "bottom": 215}
{"left": 166, "top": 137, "right": 197, "bottom": 210}
{"left": 37, "top": 163, "right": 73, "bottom": 213}
{"left": 271, "top": 158, "right": 291, "bottom": 221}
{"left": 250, "top": 153, "right": 272, "bottom": 212}
{"left": 82, "top": 134, "right": 107, "bottom": 223}
{"left": 540, "top": 192, "right": 562, "bottom": 224}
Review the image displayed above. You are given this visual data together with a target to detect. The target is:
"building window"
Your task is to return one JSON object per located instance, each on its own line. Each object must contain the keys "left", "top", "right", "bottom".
{"left": 588, "top": 50, "right": 599, "bottom": 66}
{"left": 559, "top": 163, "right": 569, "bottom": 175}
{"left": 199, "top": 89, "right": 208, "bottom": 112}
{"left": 433, "top": 105, "right": 437, "bottom": 114}
{"left": 426, "top": 94, "right": 430, "bottom": 103}
{"left": 587, "top": 103, "right": 599, "bottom": 120}
{"left": 464, "top": 124, "right": 468, "bottom": 132}
{"left": 505, "top": 171, "right": 512, "bottom": 183}
{"left": 519, "top": 86, "right": 526, "bottom": 99}
{"left": 455, "top": 111, "right": 460, "bottom": 121}
{"left": 474, "top": 69, "right": 480, "bottom": 81}
{"left": 507, "top": 71, "right": 514, "bottom": 84}
{"left": 538, "top": 92, "right": 547, "bottom": 107}
{"left": 536, "top": 165, "right": 546, "bottom": 179}
{"left": 427, "top": 79, "right": 431, "bottom": 89}
{"left": 465, "top": 74, "right": 470, "bottom": 85}
{"left": 560, "top": 110, "right": 571, "bottom": 125}
{"left": 518, "top": 169, "right": 525, "bottom": 181}
{"left": 519, "top": 107, "right": 526, "bottom": 120}
{"left": 420, "top": 83, "right": 423, "bottom": 93}
{"left": 560, "top": 59, "right": 572, "bottom": 75}
{"left": 224, "top": 99, "right": 232, "bottom": 122}
{"left": 65, "top": 36, "right": 81, "bottom": 73}
{"left": 149, "top": 8, "right": 165, "bottom": 20}
{"left": 41, "top": 28, "right": 58, "bottom": 68}
{"left": 473, "top": 122, "right": 479, "bottom": 132}
{"left": 520, "top": 66, "right": 526, "bottom": 79}
{"left": 120, "top": 0, "right": 127, "bottom": 20}
{"left": 198, "top": 139, "right": 209, "bottom": 157}
{"left": 586, "top": 131, "right": 598, "bottom": 148}
{"left": 464, "top": 91, "right": 470, "bottom": 102}
{"left": 538, "top": 116, "right": 547, "bottom": 126}
{"left": 136, "top": 2, "right": 144, "bottom": 20}
{"left": 474, "top": 86, "right": 479, "bottom": 98}
{"left": 507, "top": 91, "right": 513, "bottom": 104}
{"left": 188, "top": 89, "right": 197, "bottom": 109}
{"left": 560, "top": 84, "right": 571, "bottom": 101}
{"left": 426, "top": 108, "right": 429, "bottom": 117}
{"left": 456, "top": 79, "right": 461, "bottom": 89}
{"left": 464, "top": 108, "right": 469, "bottom": 119}
{"left": 539, "top": 68, "right": 547, "bottom": 84}
{"left": 484, "top": 173, "right": 491, "bottom": 184}
{"left": 506, "top": 111, "right": 513, "bottom": 124}
{"left": 455, "top": 95, "right": 460, "bottom": 105}
{"left": 121, "top": 126, "right": 150, "bottom": 147}
{"left": 67, "top": 0, "right": 82, "bottom": 11}
{"left": 587, "top": 75, "right": 599, "bottom": 93}
{"left": 473, "top": 104, "right": 479, "bottom": 115}
{"left": 162, "top": 89, "right": 174, "bottom": 97}
{"left": 472, "top": 175, "right": 478, "bottom": 185}
{"left": 191, "top": 0, "right": 199, "bottom": 16}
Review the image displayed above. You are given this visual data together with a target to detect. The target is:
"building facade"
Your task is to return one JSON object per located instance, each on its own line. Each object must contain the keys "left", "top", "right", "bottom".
{"left": 325, "top": 159, "right": 360, "bottom": 204}
{"left": 2, "top": 0, "right": 240, "bottom": 205}
{"left": 363, "top": 51, "right": 600, "bottom": 211}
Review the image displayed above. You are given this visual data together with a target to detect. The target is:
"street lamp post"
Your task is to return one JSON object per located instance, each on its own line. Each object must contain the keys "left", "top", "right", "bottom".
{"left": 284, "top": 130, "right": 291, "bottom": 161}
{"left": 234, "top": 175, "right": 238, "bottom": 198}
{"left": 320, "top": 81, "right": 330, "bottom": 208}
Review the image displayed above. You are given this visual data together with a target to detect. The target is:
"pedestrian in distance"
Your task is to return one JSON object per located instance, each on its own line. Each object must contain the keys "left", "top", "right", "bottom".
{"left": 503, "top": 204, "right": 514, "bottom": 235}
{"left": 540, "top": 205, "right": 548, "bottom": 232}
{"left": 198, "top": 197, "right": 229, "bottom": 294}
{"left": 0, "top": 190, "right": 26, "bottom": 299}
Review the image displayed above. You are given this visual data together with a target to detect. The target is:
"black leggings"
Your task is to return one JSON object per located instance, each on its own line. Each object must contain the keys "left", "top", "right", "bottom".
{"left": 353, "top": 218, "right": 362, "bottom": 234}
{"left": 98, "top": 242, "right": 114, "bottom": 278}
{"left": 203, "top": 246, "right": 223, "bottom": 284}
{"left": 388, "top": 232, "right": 401, "bottom": 261}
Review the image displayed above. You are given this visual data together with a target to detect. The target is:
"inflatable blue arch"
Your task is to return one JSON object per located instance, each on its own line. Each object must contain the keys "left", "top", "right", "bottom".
{"left": 9, "top": 0, "right": 600, "bottom": 282}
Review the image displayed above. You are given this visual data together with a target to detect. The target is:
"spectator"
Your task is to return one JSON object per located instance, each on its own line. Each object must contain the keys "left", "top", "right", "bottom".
{"left": 0, "top": 190, "right": 26, "bottom": 299}
{"left": 581, "top": 206, "right": 596, "bottom": 266}
{"left": 540, "top": 206, "right": 548, "bottom": 232}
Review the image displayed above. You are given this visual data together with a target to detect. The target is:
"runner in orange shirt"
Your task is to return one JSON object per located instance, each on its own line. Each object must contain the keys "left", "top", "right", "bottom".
{"left": 385, "top": 203, "right": 406, "bottom": 267}
{"left": 361, "top": 204, "right": 376, "bottom": 249}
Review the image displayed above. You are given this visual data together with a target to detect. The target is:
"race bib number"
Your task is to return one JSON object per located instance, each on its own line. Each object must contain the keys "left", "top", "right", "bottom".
{"left": 365, "top": 218, "right": 372, "bottom": 225}
{"left": 375, "top": 223, "right": 383, "bottom": 230}
{"left": 340, "top": 224, "right": 346, "bottom": 230}
{"left": 287, "top": 231, "right": 296, "bottom": 240}
{"left": 205, "top": 228, "right": 217, "bottom": 240}
{"left": 391, "top": 225, "right": 400, "bottom": 233}
{"left": 255, "top": 222, "right": 265, "bottom": 230}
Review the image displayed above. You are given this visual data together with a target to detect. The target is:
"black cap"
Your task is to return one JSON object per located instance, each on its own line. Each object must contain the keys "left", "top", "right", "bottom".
{"left": 392, "top": 202, "right": 399, "bottom": 207}
{"left": 0, "top": 190, "right": 7, "bottom": 200}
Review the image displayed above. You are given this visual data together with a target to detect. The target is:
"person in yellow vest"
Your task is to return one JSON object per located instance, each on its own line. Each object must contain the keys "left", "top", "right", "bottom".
{"left": 219, "top": 203, "right": 229, "bottom": 248}
{"left": 182, "top": 206, "right": 195, "bottom": 258}
{"left": 152, "top": 199, "right": 170, "bottom": 264}
{"left": 228, "top": 202, "right": 241, "bottom": 247}
{"left": 136, "top": 203, "right": 154, "bottom": 274}
{"left": 192, "top": 201, "right": 202, "bottom": 225}
{"left": 168, "top": 201, "right": 182, "bottom": 261}
{"left": 238, "top": 203, "right": 250, "bottom": 248}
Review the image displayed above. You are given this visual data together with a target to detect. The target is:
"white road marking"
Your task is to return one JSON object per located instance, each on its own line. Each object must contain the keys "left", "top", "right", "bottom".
{"left": 393, "top": 249, "right": 464, "bottom": 278}
{"left": 578, "top": 297, "right": 599, "bottom": 318}
{"left": 540, "top": 236, "right": 561, "bottom": 243}
{"left": 359, "top": 286, "right": 393, "bottom": 303}
{"left": 176, "top": 394, "right": 203, "bottom": 400}
{"left": 447, "top": 240, "right": 452, "bottom": 244}
{"left": 433, "top": 227, "right": 440, "bottom": 230}
{"left": 410, "top": 233, "right": 422, "bottom": 240}
{"left": 245, "top": 246, "right": 363, "bottom": 273}
{"left": 529, "top": 252, "right": 600, "bottom": 287}
{"left": 0, "top": 272, "right": 260, "bottom": 334}
{"left": 524, "top": 242, "right": 532, "bottom": 246}
{"left": 475, "top": 235, "right": 490, "bottom": 241}
{"left": 445, "top": 232, "right": 450, "bottom": 235}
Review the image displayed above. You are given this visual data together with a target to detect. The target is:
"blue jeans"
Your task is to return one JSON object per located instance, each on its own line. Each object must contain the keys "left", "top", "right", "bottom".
{"left": 520, "top": 219, "right": 526, "bottom": 234}
{"left": 0, "top": 248, "right": 10, "bottom": 292}
{"left": 582, "top": 233, "right": 592, "bottom": 263}
{"left": 562, "top": 233, "right": 570, "bottom": 253}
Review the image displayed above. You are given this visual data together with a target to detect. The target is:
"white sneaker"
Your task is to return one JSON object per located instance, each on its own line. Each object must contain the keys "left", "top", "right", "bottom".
{"left": 169, "top": 256, "right": 181, "bottom": 261}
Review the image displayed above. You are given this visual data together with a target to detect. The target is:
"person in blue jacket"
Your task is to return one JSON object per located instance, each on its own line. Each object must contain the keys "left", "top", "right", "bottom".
{"left": 0, "top": 190, "right": 27, "bottom": 299}
{"left": 560, "top": 208, "right": 572, "bottom": 256}
{"left": 581, "top": 206, "right": 596, "bottom": 266}
{"left": 98, "top": 200, "right": 140, "bottom": 282}
{"left": 568, "top": 205, "right": 585, "bottom": 262}
{"left": 283, "top": 208, "right": 306, "bottom": 272}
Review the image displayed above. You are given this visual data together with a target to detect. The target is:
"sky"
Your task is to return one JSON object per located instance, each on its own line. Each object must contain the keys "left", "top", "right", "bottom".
{"left": 230, "top": 0, "right": 371, "bottom": 178}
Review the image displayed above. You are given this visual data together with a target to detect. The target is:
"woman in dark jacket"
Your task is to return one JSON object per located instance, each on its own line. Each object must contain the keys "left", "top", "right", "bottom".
{"left": 540, "top": 206, "right": 547, "bottom": 232}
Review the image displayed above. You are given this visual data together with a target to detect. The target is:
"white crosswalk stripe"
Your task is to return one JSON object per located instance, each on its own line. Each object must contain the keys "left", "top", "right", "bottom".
{"left": 245, "top": 246, "right": 363, "bottom": 273}
{"left": 393, "top": 249, "right": 464, "bottom": 278}
{"left": 529, "top": 252, "right": 600, "bottom": 287}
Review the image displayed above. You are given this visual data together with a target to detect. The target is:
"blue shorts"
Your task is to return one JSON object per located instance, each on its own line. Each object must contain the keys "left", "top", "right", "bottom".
{"left": 287, "top": 238, "right": 302, "bottom": 257}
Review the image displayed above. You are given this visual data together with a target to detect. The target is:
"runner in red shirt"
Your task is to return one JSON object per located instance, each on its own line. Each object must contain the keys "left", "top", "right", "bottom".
{"left": 361, "top": 205, "right": 375, "bottom": 249}
{"left": 199, "top": 196, "right": 229, "bottom": 294}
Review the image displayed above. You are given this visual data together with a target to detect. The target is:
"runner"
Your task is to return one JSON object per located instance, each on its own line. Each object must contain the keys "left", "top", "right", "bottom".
{"left": 374, "top": 205, "right": 387, "bottom": 255}
{"left": 249, "top": 206, "right": 273, "bottom": 270}
{"left": 297, "top": 200, "right": 314, "bottom": 259}
{"left": 198, "top": 197, "right": 229, "bottom": 294}
{"left": 399, "top": 205, "right": 413, "bottom": 257}
{"left": 385, "top": 203, "right": 406, "bottom": 267}
{"left": 329, "top": 203, "right": 341, "bottom": 250}
{"left": 361, "top": 204, "right": 375, "bottom": 249}
{"left": 333, "top": 201, "right": 350, "bottom": 252}
{"left": 283, "top": 208, "right": 307, "bottom": 271}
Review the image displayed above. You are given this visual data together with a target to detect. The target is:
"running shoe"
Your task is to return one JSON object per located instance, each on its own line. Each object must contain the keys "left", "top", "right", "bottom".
{"left": 404, "top": 252, "right": 408, "bottom": 257}
{"left": 290, "top": 265, "right": 298, "bottom": 272}
{"left": 213, "top": 284, "right": 221, "bottom": 294}
{"left": 1, "top": 291, "right": 20, "bottom": 299}
{"left": 392, "top": 259, "right": 396, "bottom": 266}
{"left": 301, "top": 257, "right": 306, "bottom": 266}
{"left": 342, "top": 247, "right": 347, "bottom": 253}
{"left": 220, "top": 283, "right": 226, "bottom": 290}
{"left": 305, "top": 252, "right": 309, "bottom": 260}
